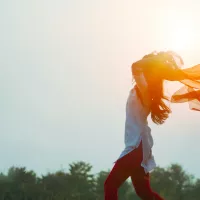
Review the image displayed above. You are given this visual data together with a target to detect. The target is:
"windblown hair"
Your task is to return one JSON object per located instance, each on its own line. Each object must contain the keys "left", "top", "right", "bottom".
{"left": 133, "top": 51, "right": 183, "bottom": 124}
{"left": 135, "top": 77, "right": 171, "bottom": 125}
{"left": 147, "top": 78, "right": 171, "bottom": 125}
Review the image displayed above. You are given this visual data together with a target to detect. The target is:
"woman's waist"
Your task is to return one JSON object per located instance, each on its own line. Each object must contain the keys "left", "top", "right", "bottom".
{"left": 125, "top": 119, "right": 150, "bottom": 133}
{"left": 125, "top": 125, "right": 152, "bottom": 146}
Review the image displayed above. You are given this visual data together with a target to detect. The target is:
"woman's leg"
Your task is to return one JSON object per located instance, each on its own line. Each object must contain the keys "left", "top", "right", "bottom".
{"left": 104, "top": 159, "right": 130, "bottom": 200}
{"left": 104, "top": 142, "right": 143, "bottom": 200}
{"left": 130, "top": 166, "right": 164, "bottom": 200}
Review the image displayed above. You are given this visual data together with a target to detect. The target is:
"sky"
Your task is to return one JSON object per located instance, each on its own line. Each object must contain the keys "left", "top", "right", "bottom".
{"left": 1, "top": 0, "right": 200, "bottom": 178}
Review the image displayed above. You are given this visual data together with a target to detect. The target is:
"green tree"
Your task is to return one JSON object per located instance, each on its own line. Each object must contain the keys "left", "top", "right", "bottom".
{"left": 0, "top": 162, "right": 199, "bottom": 199}
{"left": 187, "top": 179, "right": 200, "bottom": 200}
{"left": 95, "top": 171, "right": 109, "bottom": 200}
{"left": 41, "top": 170, "right": 70, "bottom": 200}
{"left": 150, "top": 164, "right": 194, "bottom": 200}
{"left": 118, "top": 179, "right": 133, "bottom": 200}
{"left": 67, "top": 161, "right": 96, "bottom": 200}
{"left": 167, "top": 164, "right": 194, "bottom": 200}
{"left": 0, "top": 172, "right": 13, "bottom": 199}
{"left": 7, "top": 166, "right": 37, "bottom": 199}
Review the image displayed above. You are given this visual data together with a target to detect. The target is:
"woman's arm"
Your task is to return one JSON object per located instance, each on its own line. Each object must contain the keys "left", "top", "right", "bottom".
{"left": 132, "top": 55, "right": 187, "bottom": 81}
{"left": 134, "top": 73, "right": 151, "bottom": 107}
{"left": 132, "top": 63, "right": 151, "bottom": 106}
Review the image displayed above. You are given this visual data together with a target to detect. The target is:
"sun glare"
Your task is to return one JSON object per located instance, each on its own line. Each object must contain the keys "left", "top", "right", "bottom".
{"left": 163, "top": 11, "right": 195, "bottom": 52}
{"left": 168, "top": 25, "right": 194, "bottom": 52}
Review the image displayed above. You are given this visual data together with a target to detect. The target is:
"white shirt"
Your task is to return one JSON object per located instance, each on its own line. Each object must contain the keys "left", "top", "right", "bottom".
{"left": 115, "top": 87, "right": 156, "bottom": 174}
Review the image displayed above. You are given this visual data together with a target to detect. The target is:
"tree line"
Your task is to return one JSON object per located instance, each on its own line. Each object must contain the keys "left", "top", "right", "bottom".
{"left": 0, "top": 161, "right": 200, "bottom": 200}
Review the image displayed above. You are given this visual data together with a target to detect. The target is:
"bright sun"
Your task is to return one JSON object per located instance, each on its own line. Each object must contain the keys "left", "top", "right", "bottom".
{"left": 169, "top": 27, "right": 193, "bottom": 51}
{"left": 163, "top": 12, "right": 195, "bottom": 52}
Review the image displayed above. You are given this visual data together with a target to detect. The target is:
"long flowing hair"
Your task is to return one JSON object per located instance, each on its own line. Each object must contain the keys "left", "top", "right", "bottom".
{"left": 147, "top": 78, "right": 171, "bottom": 125}
{"left": 133, "top": 51, "right": 182, "bottom": 124}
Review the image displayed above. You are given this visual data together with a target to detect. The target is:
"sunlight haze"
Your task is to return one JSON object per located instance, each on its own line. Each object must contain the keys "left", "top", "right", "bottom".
{"left": 1, "top": 0, "right": 200, "bottom": 178}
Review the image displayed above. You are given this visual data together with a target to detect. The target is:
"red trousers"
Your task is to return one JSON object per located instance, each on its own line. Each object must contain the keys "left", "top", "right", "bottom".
{"left": 104, "top": 142, "right": 164, "bottom": 200}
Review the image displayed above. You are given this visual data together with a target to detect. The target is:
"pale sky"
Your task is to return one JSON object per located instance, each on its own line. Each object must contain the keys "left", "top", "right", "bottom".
{"left": 1, "top": 0, "right": 200, "bottom": 178}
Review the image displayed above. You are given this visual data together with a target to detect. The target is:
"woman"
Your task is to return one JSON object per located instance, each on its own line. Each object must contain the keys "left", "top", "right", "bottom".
{"left": 104, "top": 51, "right": 200, "bottom": 200}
